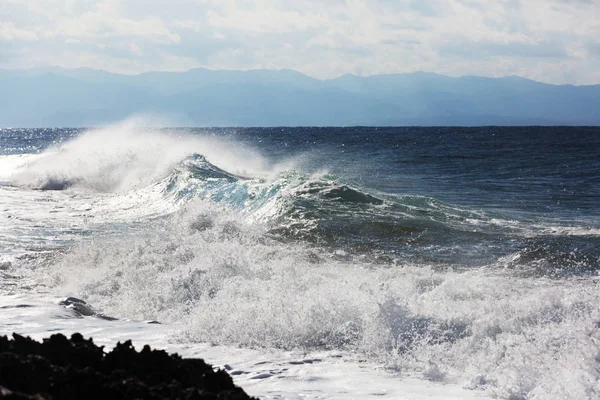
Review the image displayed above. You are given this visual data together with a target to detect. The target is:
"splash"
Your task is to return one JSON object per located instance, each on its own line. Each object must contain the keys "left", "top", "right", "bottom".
{"left": 6, "top": 122, "right": 600, "bottom": 399}
{"left": 43, "top": 197, "right": 600, "bottom": 399}
{"left": 11, "top": 119, "right": 272, "bottom": 192}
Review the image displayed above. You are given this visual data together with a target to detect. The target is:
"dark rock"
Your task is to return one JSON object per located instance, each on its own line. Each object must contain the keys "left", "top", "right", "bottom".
{"left": 0, "top": 333, "right": 257, "bottom": 400}
{"left": 59, "top": 297, "right": 95, "bottom": 317}
{"left": 58, "top": 297, "right": 119, "bottom": 321}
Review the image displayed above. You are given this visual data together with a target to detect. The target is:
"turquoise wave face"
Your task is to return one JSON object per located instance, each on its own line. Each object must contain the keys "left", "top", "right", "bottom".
{"left": 161, "top": 153, "right": 600, "bottom": 275}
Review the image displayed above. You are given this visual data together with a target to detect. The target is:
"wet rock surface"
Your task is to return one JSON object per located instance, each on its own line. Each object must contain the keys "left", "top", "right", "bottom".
{"left": 0, "top": 333, "right": 257, "bottom": 400}
{"left": 58, "top": 297, "right": 118, "bottom": 321}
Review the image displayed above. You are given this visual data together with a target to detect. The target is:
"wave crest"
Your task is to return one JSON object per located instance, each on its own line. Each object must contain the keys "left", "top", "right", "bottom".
{"left": 11, "top": 122, "right": 270, "bottom": 192}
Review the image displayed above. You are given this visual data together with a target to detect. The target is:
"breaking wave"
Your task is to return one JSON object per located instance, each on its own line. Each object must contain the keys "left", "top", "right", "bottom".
{"left": 6, "top": 124, "right": 600, "bottom": 399}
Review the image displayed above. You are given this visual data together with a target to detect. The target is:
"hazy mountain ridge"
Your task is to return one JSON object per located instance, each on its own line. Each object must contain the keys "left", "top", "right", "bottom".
{"left": 1, "top": 67, "right": 598, "bottom": 126}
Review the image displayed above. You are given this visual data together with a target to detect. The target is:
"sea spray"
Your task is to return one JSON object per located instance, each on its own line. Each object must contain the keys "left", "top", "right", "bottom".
{"left": 38, "top": 194, "right": 600, "bottom": 399}
{"left": 2, "top": 125, "right": 600, "bottom": 399}
{"left": 11, "top": 121, "right": 273, "bottom": 192}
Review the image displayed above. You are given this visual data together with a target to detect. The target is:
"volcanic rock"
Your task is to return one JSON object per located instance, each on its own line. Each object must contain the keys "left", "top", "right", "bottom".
{"left": 0, "top": 333, "right": 256, "bottom": 400}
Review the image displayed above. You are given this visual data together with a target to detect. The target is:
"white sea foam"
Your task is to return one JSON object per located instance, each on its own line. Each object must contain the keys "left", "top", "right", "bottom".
{"left": 0, "top": 122, "right": 286, "bottom": 258}
{"left": 3, "top": 124, "right": 600, "bottom": 399}
{"left": 0, "top": 293, "right": 493, "bottom": 400}
{"left": 10, "top": 120, "right": 273, "bottom": 192}
{"left": 538, "top": 225, "right": 600, "bottom": 237}
{"left": 28, "top": 197, "right": 600, "bottom": 400}
{"left": 0, "top": 153, "right": 43, "bottom": 181}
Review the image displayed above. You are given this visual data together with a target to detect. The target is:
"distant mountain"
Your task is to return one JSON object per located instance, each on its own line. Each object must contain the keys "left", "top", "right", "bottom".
{"left": 0, "top": 67, "right": 598, "bottom": 127}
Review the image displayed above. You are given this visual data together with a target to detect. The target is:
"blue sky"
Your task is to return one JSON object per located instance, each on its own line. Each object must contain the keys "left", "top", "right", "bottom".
{"left": 1, "top": 0, "right": 599, "bottom": 84}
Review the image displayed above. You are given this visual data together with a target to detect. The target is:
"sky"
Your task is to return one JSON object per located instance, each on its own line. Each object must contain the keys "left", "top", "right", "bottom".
{"left": 0, "top": 0, "right": 599, "bottom": 85}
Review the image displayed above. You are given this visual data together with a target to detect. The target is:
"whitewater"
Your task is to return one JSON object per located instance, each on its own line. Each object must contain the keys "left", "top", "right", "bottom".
{"left": 1, "top": 122, "right": 600, "bottom": 399}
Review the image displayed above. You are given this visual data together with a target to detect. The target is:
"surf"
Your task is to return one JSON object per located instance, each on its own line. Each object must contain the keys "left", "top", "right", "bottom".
{"left": 9, "top": 120, "right": 271, "bottom": 193}
{"left": 2, "top": 125, "right": 600, "bottom": 400}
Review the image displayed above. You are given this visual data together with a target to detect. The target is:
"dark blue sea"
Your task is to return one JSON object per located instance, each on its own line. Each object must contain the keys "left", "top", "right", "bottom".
{"left": 1, "top": 125, "right": 599, "bottom": 399}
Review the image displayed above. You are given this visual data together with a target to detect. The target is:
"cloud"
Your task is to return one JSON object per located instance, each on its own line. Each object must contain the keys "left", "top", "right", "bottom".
{"left": 0, "top": 21, "right": 39, "bottom": 41}
{"left": 586, "top": 41, "right": 600, "bottom": 56}
{"left": 49, "top": 7, "right": 181, "bottom": 44}
{"left": 407, "top": 0, "right": 447, "bottom": 16}
{"left": 439, "top": 39, "right": 570, "bottom": 59}
{"left": 0, "top": 0, "right": 598, "bottom": 84}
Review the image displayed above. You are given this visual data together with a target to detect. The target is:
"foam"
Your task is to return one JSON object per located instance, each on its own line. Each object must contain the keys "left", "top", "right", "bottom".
{"left": 36, "top": 197, "right": 600, "bottom": 399}
{"left": 0, "top": 293, "right": 492, "bottom": 400}
{"left": 0, "top": 153, "right": 43, "bottom": 181}
{"left": 4, "top": 124, "right": 600, "bottom": 399}
{"left": 10, "top": 120, "right": 273, "bottom": 193}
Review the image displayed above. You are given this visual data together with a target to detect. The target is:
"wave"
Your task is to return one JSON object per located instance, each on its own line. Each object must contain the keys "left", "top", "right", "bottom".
{"left": 41, "top": 193, "right": 600, "bottom": 400}
{"left": 9, "top": 121, "right": 272, "bottom": 193}
{"left": 7, "top": 124, "right": 600, "bottom": 399}
{"left": 161, "top": 154, "right": 488, "bottom": 259}
{"left": 6, "top": 123, "right": 599, "bottom": 272}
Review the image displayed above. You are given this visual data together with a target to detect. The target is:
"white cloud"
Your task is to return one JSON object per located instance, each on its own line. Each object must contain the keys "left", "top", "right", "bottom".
{"left": 0, "top": 21, "right": 39, "bottom": 41}
{"left": 49, "top": 4, "right": 181, "bottom": 44}
{"left": 0, "top": 0, "right": 598, "bottom": 84}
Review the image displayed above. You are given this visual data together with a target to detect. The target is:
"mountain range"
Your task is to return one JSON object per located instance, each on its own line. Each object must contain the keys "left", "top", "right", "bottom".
{"left": 1, "top": 67, "right": 598, "bottom": 127}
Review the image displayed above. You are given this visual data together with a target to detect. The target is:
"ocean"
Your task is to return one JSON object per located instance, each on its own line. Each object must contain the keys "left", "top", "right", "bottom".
{"left": 1, "top": 122, "right": 599, "bottom": 399}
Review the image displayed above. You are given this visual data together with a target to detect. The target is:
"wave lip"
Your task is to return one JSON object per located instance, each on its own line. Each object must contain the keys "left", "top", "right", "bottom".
{"left": 183, "top": 153, "right": 248, "bottom": 182}
{"left": 294, "top": 180, "right": 384, "bottom": 205}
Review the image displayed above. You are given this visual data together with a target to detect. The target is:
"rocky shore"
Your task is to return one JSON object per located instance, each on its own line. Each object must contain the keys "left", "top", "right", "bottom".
{"left": 0, "top": 333, "right": 257, "bottom": 399}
